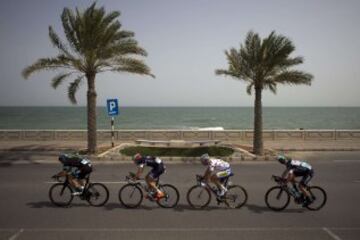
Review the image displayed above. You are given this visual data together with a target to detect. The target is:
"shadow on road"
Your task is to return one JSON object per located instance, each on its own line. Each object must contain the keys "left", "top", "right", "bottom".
{"left": 0, "top": 144, "right": 78, "bottom": 167}
{"left": 104, "top": 203, "right": 154, "bottom": 211}
{"left": 27, "top": 201, "right": 90, "bottom": 209}
{"left": 27, "top": 201, "right": 306, "bottom": 213}
{"left": 246, "top": 203, "right": 305, "bottom": 213}
{"left": 173, "top": 203, "right": 234, "bottom": 212}
{"left": 103, "top": 202, "right": 239, "bottom": 211}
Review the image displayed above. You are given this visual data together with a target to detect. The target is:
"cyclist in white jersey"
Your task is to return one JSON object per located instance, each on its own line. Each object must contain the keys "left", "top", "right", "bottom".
{"left": 200, "top": 153, "right": 232, "bottom": 196}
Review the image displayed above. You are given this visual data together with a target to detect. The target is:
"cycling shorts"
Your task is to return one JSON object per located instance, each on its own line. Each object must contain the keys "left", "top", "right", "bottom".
{"left": 215, "top": 168, "right": 232, "bottom": 179}
{"left": 147, "top": 164, "right": 165, "bottom": 180}
{"left": 291, "top": 169, "right": 314, "bottom": 186}
{"left": 72, "top": 165, "right": 92, "bottom": 179}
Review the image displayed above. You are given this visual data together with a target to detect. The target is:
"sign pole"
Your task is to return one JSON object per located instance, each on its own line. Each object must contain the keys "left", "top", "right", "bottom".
{"left": 107, "top": 98, "right": 119, "bottom": 148}
{"left": 111, "top": 117, "right": 115, "bottom": 148}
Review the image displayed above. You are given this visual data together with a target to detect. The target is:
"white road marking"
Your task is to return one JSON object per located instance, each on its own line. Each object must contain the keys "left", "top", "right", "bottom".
{"left": 0, "top": 227, "right": 359, "bottom": 232}
{"left": 323, "top": 227, "right": 342, "bottom": 240}
{"left": 333, "top": 160, "right": 360, "bottom": 163}
{"left": 8, "top": 228, "right": 23, "bottom": 240}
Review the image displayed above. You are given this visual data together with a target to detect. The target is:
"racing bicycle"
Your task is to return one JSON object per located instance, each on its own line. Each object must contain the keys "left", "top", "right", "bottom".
{"left": 265, "top": 175, "right": 327, "bottom": 211}
{"left": 118, "top": 172, "right": 179, "bottom": 208}
{"left": 187, "top": 174, "right": 248, "bottom": 209}
{"left": 49, "top": 175, "right": 109, "bottom": 207}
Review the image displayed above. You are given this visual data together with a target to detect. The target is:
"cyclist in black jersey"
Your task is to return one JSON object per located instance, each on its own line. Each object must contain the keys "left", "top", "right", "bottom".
{"left": 52, "top": 153, "right": 92, "bottom": 195}
{"left": 278, "top": 155, "right": 314, "bottom": 206}
{"left": 133, "top": 153, "right": 166, "bottom": 199}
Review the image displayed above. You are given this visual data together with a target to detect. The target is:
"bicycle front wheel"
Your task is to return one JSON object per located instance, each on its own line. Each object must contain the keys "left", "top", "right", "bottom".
{"left": 157, "top": 184, "right": 180, "bottom": 208}
{"left": 187, "top": 185, "right": 211, "bottom": 209}
{"left": 119, "top": 184, "right": 143, "bottom": 208}
{"left": 86, "top": 183, "right": 109, "bottom": 207}
{"left": 265, "top": 186, "right": 290, "bottom": 211}
{"left": 306, "top": 186, "right": 327, "bottom": 211}
{"left": 49, "top": 183, "right": 73, "bottom": 207}
{"left": 223, "top": 185, "right": 248, "bottom": 209}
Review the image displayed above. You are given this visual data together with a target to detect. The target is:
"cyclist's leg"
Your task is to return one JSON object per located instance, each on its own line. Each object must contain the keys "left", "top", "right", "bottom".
{"left": 210, "top": 174, "right": 222, "bottom": 190}
{"left": 299, "top": 170, "right": 313, "bottom": 198}
{"left": 77, "top": 169, "right": 91, "bottom": 189}
{"left": 212, "top": 169, "right": 231, "bottom": 195}
{"left": 146, "top": 168, "right": 164, "bottom": 198}
{"left": 68, "top": 174, "right": 81, "bottom": 188}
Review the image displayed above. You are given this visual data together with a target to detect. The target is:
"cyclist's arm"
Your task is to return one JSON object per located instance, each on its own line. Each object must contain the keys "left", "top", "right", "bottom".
{"left": 282, "top": 168, "right": 295, "bottom": 183}
{"left": 135, "top": 165, "right": 144, "bottom": 179}
{"left": 53, "top": 170, "right": 67, "bottom": 178}
{"left": 203, "top": 167, "right": 212, "bottom": 182}
{"left": 281, "top": 168, "right": 290, "bottom": 181}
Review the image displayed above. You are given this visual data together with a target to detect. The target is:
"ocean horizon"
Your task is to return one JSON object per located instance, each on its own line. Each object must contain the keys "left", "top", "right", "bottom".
{"left": 0, "top": 106, "right": 359, "bottom": 130}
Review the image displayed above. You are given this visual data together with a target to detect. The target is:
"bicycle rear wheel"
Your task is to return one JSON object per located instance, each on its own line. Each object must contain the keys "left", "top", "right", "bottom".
{"left": 306, "top": 186, "right": 327, "bottom": 211}
{"left": 49, "top": 183, "right": 73, "bottom": 207}
{"left": 187, "top": 185, "right": 211, "bottom": 209}
{"left": 223, "top": 185, "right": 248, "bottom": 208}
{"left": 265, "top": 186, "right": 290, "bottom": 211}
{"left": 119, "top": 184, "right": 143, "bottom": 208}
{"left": 157, "top": 184, "right": 180, "bottom": 208}
{"left": 86, "top": 183, "right": 109, "bottom": 207}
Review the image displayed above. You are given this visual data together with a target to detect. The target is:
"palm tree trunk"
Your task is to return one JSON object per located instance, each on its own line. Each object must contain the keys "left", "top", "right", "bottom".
{"left": 253, "top": 87, "right": 263, "bottom": 155}
{"left": 87, "top": 73, "right": 97, "bottom": 154}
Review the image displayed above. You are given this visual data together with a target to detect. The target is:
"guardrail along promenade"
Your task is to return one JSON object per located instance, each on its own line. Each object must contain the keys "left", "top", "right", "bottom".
{"left": 1, "top": 129, "right": 359, "bottom": 141}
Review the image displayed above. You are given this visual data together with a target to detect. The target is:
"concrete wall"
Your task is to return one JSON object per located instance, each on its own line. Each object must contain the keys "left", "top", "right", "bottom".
{"left": 1, "top": 129, "right": 360, "bottom": 141}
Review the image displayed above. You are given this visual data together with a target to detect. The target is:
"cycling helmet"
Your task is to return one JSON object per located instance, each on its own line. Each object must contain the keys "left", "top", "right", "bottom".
{"left": 277, "top": 155, "right": 288, "bottom": 164}
{"left": 200, "top": 153, "right": 210, "bottom": 165}
{"left": 133, "top": 153, "right": 142, "bottom": 163}
{"left": 58, "top": 153, "right": 68, "bottom": 163}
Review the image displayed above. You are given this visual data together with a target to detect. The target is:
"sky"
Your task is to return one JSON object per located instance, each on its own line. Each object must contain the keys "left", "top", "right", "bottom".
{"left": 0, "top": 0, "right": 360, "bottom": 107}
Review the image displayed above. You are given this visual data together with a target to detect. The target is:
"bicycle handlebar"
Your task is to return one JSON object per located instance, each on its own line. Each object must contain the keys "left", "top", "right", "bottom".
{"left": 125, "top": 175, "right": 145, "bottom": 183}
{"left": 272, "top": 175, "right": 285, "bottom": 182}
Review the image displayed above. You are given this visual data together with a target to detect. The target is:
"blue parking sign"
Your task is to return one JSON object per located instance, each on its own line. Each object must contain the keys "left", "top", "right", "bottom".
{"left": 107, "top": 99, "right": 119, "bottom": 116}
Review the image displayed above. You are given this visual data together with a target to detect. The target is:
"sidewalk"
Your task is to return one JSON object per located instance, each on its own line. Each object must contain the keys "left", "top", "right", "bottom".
{"left": 1, "top": 139, "right": 360, "bottom": 164}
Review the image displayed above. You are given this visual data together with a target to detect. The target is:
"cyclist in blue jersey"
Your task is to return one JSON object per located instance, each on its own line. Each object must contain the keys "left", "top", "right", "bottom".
{"left": 133, "top": 153, "right": 165, "bottom": 199}
{"left": 277, "top": 155, "right": 314, "bottom": 206}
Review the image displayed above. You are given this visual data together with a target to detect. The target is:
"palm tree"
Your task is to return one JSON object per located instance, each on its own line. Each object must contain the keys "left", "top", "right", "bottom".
{"left": 216, "top": 31, "right": 313, "bottom": 155}
{"left": 22, "top": 2, "right": 154, "bottom": 154}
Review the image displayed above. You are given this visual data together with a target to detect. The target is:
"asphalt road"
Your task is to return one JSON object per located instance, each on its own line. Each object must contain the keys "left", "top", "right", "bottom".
{"left": 0, "top": 159, "right": 360, "bottom": 240}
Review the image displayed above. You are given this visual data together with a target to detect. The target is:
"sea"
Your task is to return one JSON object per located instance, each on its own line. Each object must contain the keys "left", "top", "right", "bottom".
{"left": 0, "top": 107, "right": 359, "bottom": 130}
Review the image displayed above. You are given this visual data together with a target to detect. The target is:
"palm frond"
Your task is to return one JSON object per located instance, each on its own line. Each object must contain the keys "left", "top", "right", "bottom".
{"left": 267, "top": 83, "right": 277, "bottom": 94}
{"left": 102, "top": 11, "right": 121, "bottom": 27}
{"left": 61, "top": 7, "right": 81, "bottom": 53}
{"left": 97, "top": 39, "right": 147, "bottom": 61}
{"left": 51, "top": 72, "right": 73, "bottom": 89}
{"left": 215, "top": 69, "right": 239, "bottom": 79}
{"left": 273, "top": 70, "right": 313, "bottom": 85}
{"left": 48, "top": 26, "right": 73, "bottom": 57}
{"left": 246, "top": 83, "right": 254, "bottom": 95}
{"left": 68, "top": 76, "right": 84, "bottom": 104}
{"left": 22, "top": 55, "right": 73, "bottom": 79}
{"left": 110, "top": 57, "right": 155, "bottom": 78}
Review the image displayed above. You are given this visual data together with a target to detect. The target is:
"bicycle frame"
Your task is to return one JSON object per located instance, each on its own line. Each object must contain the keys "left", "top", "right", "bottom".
{"left": 56, "top": 174, "right": 91, "bottom": 198}
{"left": 195, "top": 175, "right": 230, "bottom": 199}
{"left": 271, "top": 175, "right": 304, "bottom": 200}
{"left": 125, "top": 175, "right": 162, "bottom": 196}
